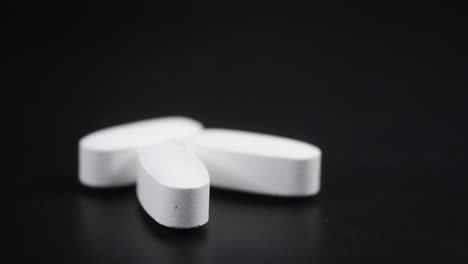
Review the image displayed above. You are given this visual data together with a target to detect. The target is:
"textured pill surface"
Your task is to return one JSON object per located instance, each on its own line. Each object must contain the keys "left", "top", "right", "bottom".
{"left": 79, "top": 117, "right": 203, "bottom": 187}
{"left": 186, "top": 129, "right": 321, "bottom": 197}
{"left": 137, "top": 142, "right": 210, "bottom": 229}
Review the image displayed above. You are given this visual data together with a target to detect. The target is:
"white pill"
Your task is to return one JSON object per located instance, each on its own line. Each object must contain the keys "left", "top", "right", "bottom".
{"left": 186, "top": 129, "right": 321, "bottom": 197}
{"left": 137, "top": 142, "right": 210, "bottom": 229}
{"left": 79, "top": 117, "right": 203, "bottom": 188}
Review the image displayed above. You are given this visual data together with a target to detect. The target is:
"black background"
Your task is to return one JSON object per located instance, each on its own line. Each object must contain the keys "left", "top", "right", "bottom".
{"left": 8, "top": 2, "right": 468, "bottom": 263}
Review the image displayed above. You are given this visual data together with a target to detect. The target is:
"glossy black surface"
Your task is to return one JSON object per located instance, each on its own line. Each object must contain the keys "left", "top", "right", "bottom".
{"left": 9, "top": 3, "right": 468, "bottom": 263}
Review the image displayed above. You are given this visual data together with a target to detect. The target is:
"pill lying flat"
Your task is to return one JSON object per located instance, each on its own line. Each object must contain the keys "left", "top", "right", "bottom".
{"left": 137, "top": 142, "right": 210, "bottom": 229}
{"left": 186, "top": 129, "right": 321, "bottom": 197}
{"left": 79, "top": 117, "right": 203, "bottom": 188}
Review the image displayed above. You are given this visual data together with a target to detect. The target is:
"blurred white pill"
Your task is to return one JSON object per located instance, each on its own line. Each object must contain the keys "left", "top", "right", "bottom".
{"left": 186, "top": 129, "right": 321, "bottom": 197}
{"left": 79, "top": 117, "right": 203, "bottom": 188}
{"left": 137, "top": 142, "right": 210, "bottom": 229}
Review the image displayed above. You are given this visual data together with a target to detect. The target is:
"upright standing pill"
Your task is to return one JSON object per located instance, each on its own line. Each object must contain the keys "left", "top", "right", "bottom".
{"left": 137, "top": 142, "right": 210, "bottom": 229}
{"left": 79, "top": 117, "right": 203, "bottom": 188}
{"left": 186, "top": 129, "right": 321, "bottom": 197}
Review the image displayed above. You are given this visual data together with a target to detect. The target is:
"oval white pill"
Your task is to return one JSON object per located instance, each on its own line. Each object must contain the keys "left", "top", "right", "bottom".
{"left": 186, "top": 129, "right": 321, "bottom": 197}
{"left": 137, "top": 142, "right": 210, "bottom": 229}
{"left": 79, "top": 117, "right": 203, "bottom": 188}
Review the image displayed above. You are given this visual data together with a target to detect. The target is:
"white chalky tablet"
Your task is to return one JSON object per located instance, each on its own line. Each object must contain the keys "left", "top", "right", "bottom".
{"left": 79, "top": 117, "right": 203, "bottom": 188}
{"left": 137, "top": 142, "right": 210, "bottom": 229}
{"left": 186, "top": 129, "right": 322, "bottom": 197}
